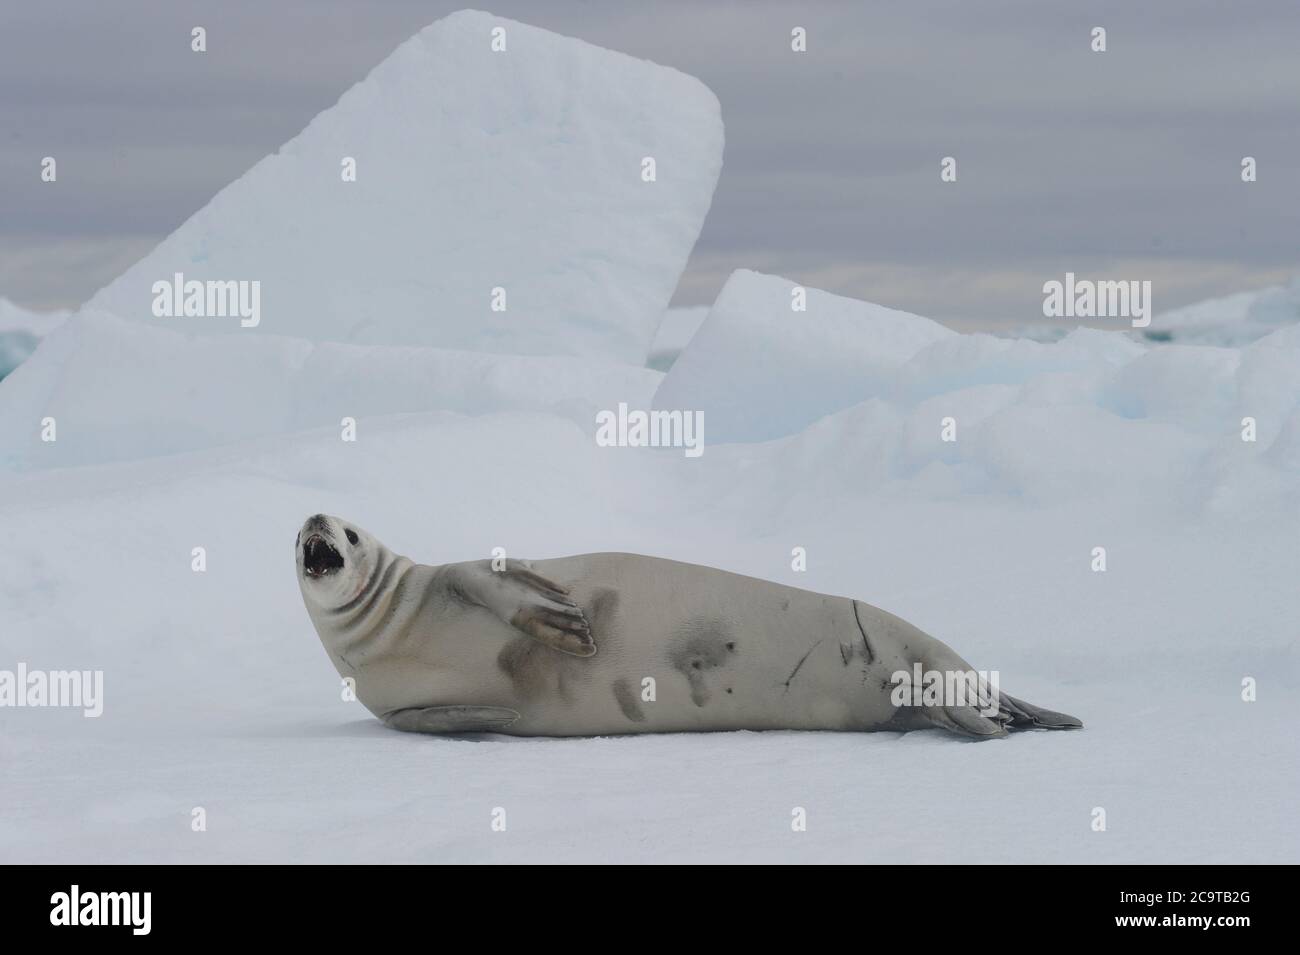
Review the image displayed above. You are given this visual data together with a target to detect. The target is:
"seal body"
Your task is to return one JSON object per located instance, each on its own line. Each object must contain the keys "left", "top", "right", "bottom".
{"left": 296, "top": 515, "right": 1081, "bottom": 739}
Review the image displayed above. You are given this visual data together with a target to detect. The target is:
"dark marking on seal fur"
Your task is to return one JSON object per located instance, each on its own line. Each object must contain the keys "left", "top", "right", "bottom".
{"left": 497, "top": 637, "right": 571, "bottom": 701}
{"left": 782, "top": 639, "right": 824, "bottom": 690}
{"left": 588, "top": 588, "right": 620, "bottom": 638}
{"left": 668, "top": 617, "right": 734, "bottom": 707}
{"left": 612, "top": 677, "right": 645, "bottom": 722}
{"left": 851, "top": 600, "right": 877, "bottom": 665}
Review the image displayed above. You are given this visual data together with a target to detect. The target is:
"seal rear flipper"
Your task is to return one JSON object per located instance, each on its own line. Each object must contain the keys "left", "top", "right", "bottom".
{"left": 997, "top": 693, "right": 1083, "bottom": 730}
{"left": 922, "top": 705, "right": 1010, "bottom": 740}
{"left": 383, "top": 705, "right": 521, "bottom": 735}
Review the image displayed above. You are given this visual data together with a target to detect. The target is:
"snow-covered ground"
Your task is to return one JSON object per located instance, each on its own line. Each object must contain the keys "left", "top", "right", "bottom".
{"left": 992, "top": 275, "right": 1300, "bottom": 346}
{"left": 2, "top": 10, "right": 1296, "bottom": 864}
{"left": 1151, "top": 276, "right": 1300, "bottom": 346}
{"left": 647, "top": 305, "right": 709, "bottom": 371}
{"left": 2, "top": 396, "right": 1295, "bottom": 863}
{"left": 0, "top": 298, "right": 68, "bottom": 381}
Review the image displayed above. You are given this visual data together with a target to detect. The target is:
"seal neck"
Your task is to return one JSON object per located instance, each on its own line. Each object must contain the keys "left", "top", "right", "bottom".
{"left": 328, "top": 546, "right": 415, "bottom": 636}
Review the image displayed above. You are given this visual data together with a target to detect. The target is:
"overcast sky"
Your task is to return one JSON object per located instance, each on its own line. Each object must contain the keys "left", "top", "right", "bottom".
{"left": 2, "top": 0, "right": 1297, "bottom": 327}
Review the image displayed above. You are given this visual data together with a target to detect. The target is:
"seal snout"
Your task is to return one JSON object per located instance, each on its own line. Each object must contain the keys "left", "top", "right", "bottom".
{"left": 303, "top": 513, "right": 330, "bottom": 532}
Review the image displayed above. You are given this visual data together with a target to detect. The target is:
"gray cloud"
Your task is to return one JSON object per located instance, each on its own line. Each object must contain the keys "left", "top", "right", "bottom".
{"left": 1, "top": 0, "right": 1296, "bottom": 326}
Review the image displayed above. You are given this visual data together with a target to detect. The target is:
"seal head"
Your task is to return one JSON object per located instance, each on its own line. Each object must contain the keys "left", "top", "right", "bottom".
{"left": 295, "top": 513, "right": 386, "bottom": 611}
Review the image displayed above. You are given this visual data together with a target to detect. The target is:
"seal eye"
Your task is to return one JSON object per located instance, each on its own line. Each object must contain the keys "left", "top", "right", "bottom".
{"left": 345, "top": 529, "right": 359, "bottom": 545}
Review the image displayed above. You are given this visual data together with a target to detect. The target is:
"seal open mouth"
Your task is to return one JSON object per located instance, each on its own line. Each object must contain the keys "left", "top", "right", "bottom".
{"left": 303, "top": 534, "right": 344, "bottom": 578}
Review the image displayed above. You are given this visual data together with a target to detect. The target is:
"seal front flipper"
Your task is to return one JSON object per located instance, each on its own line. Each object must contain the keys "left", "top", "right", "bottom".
{"left": 383, "top": 705, "right": 521, "bottom": 735}
{"left": 446, "top": 559, "right": 595, "bottom": 657}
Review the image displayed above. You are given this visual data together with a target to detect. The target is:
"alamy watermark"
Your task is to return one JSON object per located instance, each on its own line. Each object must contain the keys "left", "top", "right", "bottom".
{"left": 890, "top": 664, "right": 1000, "bottom": 717}
{"left": 1043, "top": 272, "right": 1151, "bottom": 328}
{"left": 0, "top": 663, "right": 103, "bottom": 717}
{"left": 50, "top": 886, "right": 150, "bottom": 935}
{"left": 595, "top": 402, "right": 704, "bottom": 457}
{"left": 151, "top": 272, "right": 261, "bottom": 328}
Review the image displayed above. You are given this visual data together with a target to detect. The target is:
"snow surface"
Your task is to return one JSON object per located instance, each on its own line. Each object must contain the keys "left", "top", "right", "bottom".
{"left": 0, "top": 310, "right": 662, "bottom": 469}
{"left": 82, "top": 9, "right": 723, "bottom": 365}
{"left": 990, "top": 275, "right": 1300, "bottom": 346}
{"left": 1, "top": 384, "right": 1296, "bottom": 863}
{"left": 654, "top": 269, "right": 952, "bottom": 442}
{"left": 0, "top": 298, "right": 68, "bottom": 381}
{"left": 2, "top": 11, "right": 1297, "bottom": 864}
{"left": 1148, "top": 276, "right": 1300, "bottom": 346}
{"left": 647, "top": 305, "right": 709, "bottom": 371}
